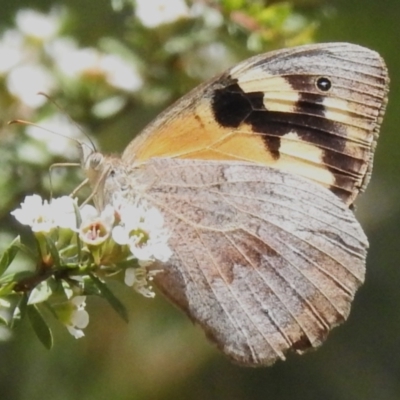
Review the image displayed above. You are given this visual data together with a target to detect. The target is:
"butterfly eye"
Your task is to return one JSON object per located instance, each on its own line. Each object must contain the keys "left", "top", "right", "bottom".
{"left": 316, "top": 77, "right": 332, "bottom": 92}
{"left": 89, "top": 153, "right": 104, "bottom": 169}
{"left": 109, "top": 169, "right": 116, "bottom": 177}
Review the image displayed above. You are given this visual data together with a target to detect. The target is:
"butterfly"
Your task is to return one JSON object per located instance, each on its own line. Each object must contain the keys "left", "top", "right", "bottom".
{"left": 81, "top": 42, "right": 389, "bottom": 366}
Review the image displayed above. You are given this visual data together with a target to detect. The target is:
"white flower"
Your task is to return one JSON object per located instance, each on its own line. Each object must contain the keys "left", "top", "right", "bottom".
{"left": 51, "top": 196, "right": 78, "bottom": 230}
{"left": 100, "top": 54, "right": 143, "bottom": 92}
{"left": 6, "top": 63, "right": 56, "bottom": 108}
{"left": 135, "top": 0, "right": 189, "bottom": 28}
{"left": 11, "top": 195, "right": 56, "bottom": 233}
{"left": 112, "top": 203, "right": 172, "bottom": 264}
{"left": 11, "top": 195, "right": 79, "bottom": 233}
{"left": 79, "top": 204, "right": 115, "bottom": 245}
{"left": 49, "top": 40, "right": 143, "bottom": 92}
{"left": 190, "top": 2, "right": 223, "bottom": 28}
{"left": 16, "top": 8, "right": 61, "bottom": 40}
{"left": 124, "top": 266, "right": 159, "bottom": 298}
{"left": 58, "top": 296, "right": 89, "bottom": 339}
{"left": 54, "top": 45, "right": 100, "bottom": 77}
{"left": 0, "top": 30, "right": 24, "bottom": 75}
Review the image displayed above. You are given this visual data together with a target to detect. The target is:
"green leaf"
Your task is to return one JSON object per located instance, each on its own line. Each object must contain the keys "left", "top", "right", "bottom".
{"left": 72, "top": 200, "right": 82, "bottom": 228}
{"left": 222, "top": 0, "right": 245, "bottom": 12}
{"left": 28, "top": 281, "right": 53, "bottom": 305}
{"left": 0, "top": 270, "right": 36, "bottom": 285}
{"left": 89, "top": 273, "right": 128, "bottom": 323}
{"left": 27, "top": 305, "right": 53, "bottom": 349}
{"left": 10, "top": 293, "right": 28, "bottom": 328}
{"left": 16, "top": 242, "right": 37, "bottom": 259}
{"left": 0, "top": 236, "right": 21, "bottom": 276}
{"left": 72, "top": 201, "right": 83, "bottom": 260}
{"left": 256, "top": 3, "right": 292, "bottom": 26}
{"left": 81, "top": 275, "right": 101, "bottom": 296}
{"left": 0, "top": 282, "right": 15, "bottom": 296}
{"left": 0, "top": 314, "right": 8, "bottom": 326}
{"left": 44, "top": 236, "right": 61, "bottom": 267}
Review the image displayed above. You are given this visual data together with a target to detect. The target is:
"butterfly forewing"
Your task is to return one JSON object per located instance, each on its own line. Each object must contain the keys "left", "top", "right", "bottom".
{"left": 122, "top": 43, "right": 388, "bottom": 206}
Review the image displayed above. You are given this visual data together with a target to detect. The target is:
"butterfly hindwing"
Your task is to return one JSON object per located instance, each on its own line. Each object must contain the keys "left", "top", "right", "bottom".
{"left": 133, "top": 158, "right": 368, "bottom": 366}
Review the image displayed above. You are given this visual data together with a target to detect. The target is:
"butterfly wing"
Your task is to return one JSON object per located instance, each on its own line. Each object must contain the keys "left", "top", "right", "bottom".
{"left": 133, "top": 158, "right": 367, "bottom": 366}
{"left": 100, "top": 42, "right": 387, "bottom": 365}
{"left": 122, "top": 42, "right": 388, "bottom": 206}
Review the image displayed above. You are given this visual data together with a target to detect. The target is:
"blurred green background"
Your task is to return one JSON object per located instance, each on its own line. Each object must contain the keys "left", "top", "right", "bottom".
{"left": 0, "top": 0, "right": 399, "bottom": 399}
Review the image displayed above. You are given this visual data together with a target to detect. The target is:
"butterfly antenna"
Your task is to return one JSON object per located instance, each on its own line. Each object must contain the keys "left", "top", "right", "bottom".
{"left": 37, "top": 92, "right": 97, "bottom": 152}
{"left": 8, "top": 118, "right": 84, "bottom": 146}
{"left": 9, "top": 119, "right": 87, "bottom": 200}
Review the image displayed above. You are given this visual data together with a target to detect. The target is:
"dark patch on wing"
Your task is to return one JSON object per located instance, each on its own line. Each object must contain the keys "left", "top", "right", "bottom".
{"left": 211, "top": 77, "right": 263, "bottom": 128}
{"left": 295, "top": 92, "right": 326, "bottom": 117}
{"left": 323, "top": 150, "right": 366, "bottom": 177}
{"left": 211, "top": 76, "right": 282, "bottom": 160}
{"left": 284, "top": 74, "right": 327, "bottom": 117}
{"left": 211, "top": 73, "right": 359, "bottom": 196}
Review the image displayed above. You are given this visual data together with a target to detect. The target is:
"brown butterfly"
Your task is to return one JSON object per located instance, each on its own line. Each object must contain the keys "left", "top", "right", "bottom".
{"left": 81, "top": 42, "right": 389, "bottom": 366}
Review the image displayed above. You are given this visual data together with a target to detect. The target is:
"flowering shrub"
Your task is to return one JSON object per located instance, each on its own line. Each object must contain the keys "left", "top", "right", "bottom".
{"left": 0, "top": 194, "right": 171, "bottom": 347}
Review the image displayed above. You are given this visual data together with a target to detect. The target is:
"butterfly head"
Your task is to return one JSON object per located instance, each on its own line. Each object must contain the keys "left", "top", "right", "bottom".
{"left": 79, "top": 143, "right": 127, "bottom": 210}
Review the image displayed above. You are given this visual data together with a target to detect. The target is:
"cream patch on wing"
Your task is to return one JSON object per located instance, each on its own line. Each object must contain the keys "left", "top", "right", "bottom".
{"left": 274, "top": 131, "right": 336, "bottom": 188}
{"left": 322, "top": 97, "right": 374, "bottom": 137}
{"left": 262, "top": 91, "right": 299, "bottom": 113}
{"left": 234, "top": 72, "right": 300, "bottom": 113}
